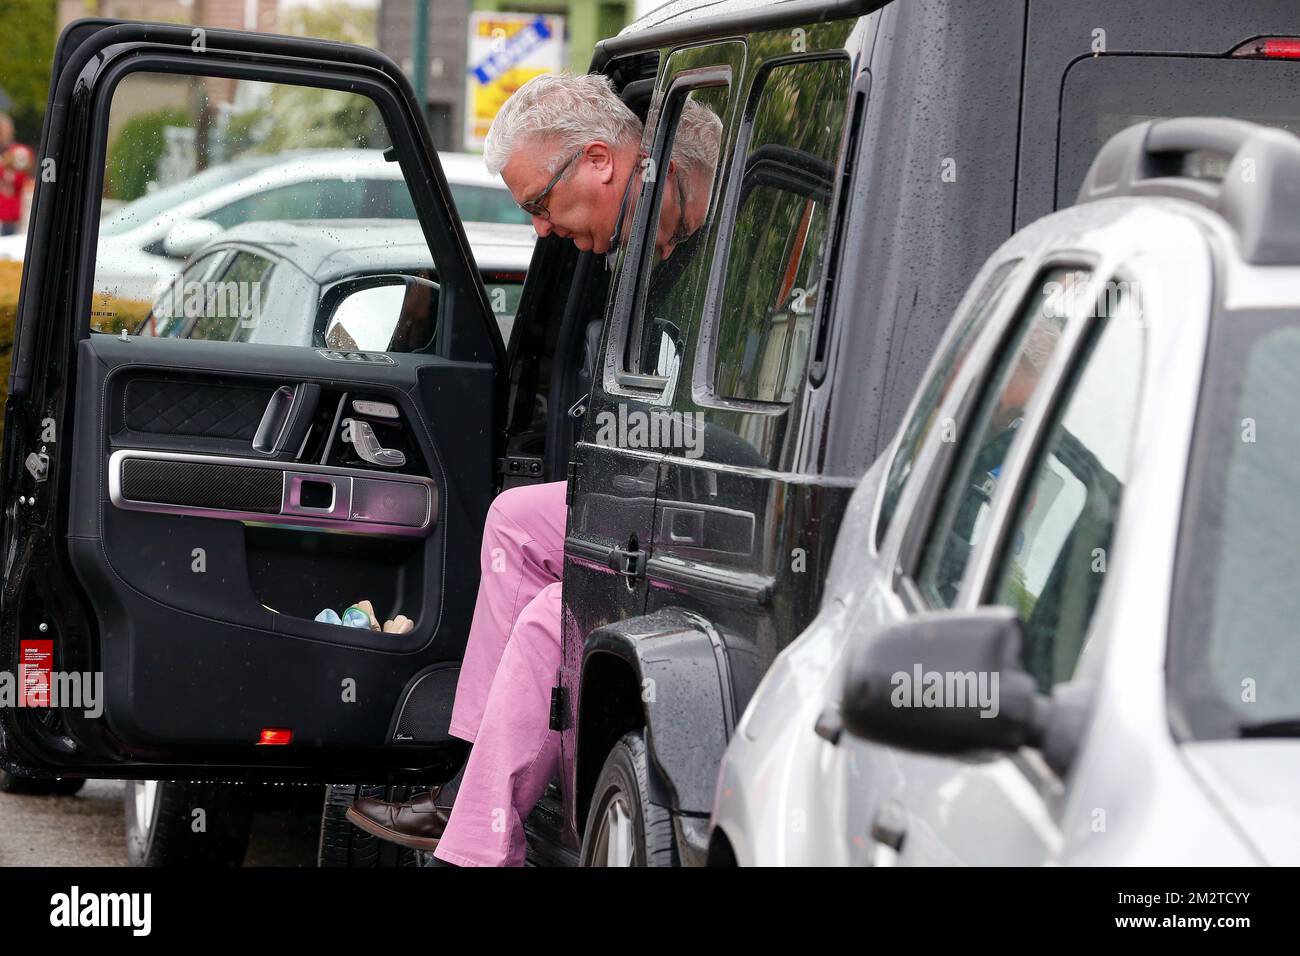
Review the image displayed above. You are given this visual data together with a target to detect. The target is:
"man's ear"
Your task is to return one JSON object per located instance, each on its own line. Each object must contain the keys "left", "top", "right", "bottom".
{"left": 583, "top": 141, "right": 616, "bottom": 184}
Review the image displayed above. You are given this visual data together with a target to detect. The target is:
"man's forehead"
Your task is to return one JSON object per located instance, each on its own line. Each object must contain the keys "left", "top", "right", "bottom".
{"left": 502, "top": 140, "right": 561, "bottom": 182}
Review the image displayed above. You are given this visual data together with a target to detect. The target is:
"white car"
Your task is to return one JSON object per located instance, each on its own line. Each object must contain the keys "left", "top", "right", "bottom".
{"left": 135, "top": 218, "right": 535, "bottom": 346}
{"left": 709, "top": 117, "right": 1300, "bottom": 866}
{"left": 0, "top": 149, "right": 526, "bottom": 304}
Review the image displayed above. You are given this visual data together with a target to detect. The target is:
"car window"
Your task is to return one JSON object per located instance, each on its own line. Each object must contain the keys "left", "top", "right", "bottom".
{"left": 138, "top": 249, "right": 227, "bottom": 338}
{"left": 450, "top": 183, "right": 531, "bottom": 226}
{"left": 483, "top": 271, "right": 526, "bottom": 342}
{"left": 92, "top": 71, "right": 428, "bottom": 354}
{"left": 876, "top": 259, "right": 1021, "bottom": 549}
{"left": 990, "top": 288, "right": 1143, "bottom": 692}
{"left": 203, "top": 178, "right": 409, "bottom": 228}
{"left": 1057, "top": 55, "right": 1300, "bottom": 206}
{"left": 187, "top": 251, "right": 274, "bottom": 342}
{"left": 917, "top": 267, "right": 1089, "bottom": 608}
{"left": 623, "top": 85, "right": 729, "bottom": 381}
{"left": 1170, "top": 312, "right": 1300, "bottom": 741}
{"left": 710, "top": 57, "right": 851, "bottom": 404}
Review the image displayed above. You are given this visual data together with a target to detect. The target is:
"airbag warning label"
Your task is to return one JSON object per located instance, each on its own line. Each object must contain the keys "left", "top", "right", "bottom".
{"left": 20, "top": 640, "right": 52, "bottom": 707}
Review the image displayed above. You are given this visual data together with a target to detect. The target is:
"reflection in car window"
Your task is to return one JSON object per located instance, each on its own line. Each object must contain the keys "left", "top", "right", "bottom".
{"left": 712, "top": 57, "right": 850, "bottom": 404}
{"left": 918, "top": 267, "right": 1088, "bottom": 608}
{"left": 627, "top": 87, "right": 728, "bottom": 379}
{"left": 991, "top": 290, "right": 1142, "bottom": 691}
{"left": 1170, "top": 316, "right": 1300, "bottom": 741}
{"left": 877, "top": 259, "right": 1021, "bottom": 549}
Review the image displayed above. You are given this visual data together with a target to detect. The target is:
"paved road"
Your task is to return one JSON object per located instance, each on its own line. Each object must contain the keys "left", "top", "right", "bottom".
{"left": 0, "top": 780, "right": 320, "bottom": 866}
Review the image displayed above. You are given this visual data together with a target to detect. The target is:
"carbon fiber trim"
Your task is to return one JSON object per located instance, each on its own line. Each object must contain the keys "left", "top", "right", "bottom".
{"left": 120, "top": 458, "right": 283, "bottom": 513}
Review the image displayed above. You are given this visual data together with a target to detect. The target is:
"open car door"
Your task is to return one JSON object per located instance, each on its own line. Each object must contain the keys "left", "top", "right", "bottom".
{"left": 0, "top": 20, "right": 504, "bottom": 783}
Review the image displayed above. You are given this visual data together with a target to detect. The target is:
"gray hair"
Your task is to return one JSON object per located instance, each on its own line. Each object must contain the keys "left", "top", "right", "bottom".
{"left": 671, "top": 99, "right": 723, "bottom": 190}
{"left": 483, "top": 72, "right": 643, "bottom": 176}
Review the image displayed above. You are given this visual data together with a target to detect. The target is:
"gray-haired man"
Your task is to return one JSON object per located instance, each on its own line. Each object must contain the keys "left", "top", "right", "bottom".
{"left": 345, "top": 75, "right": 720, "bottom": 864}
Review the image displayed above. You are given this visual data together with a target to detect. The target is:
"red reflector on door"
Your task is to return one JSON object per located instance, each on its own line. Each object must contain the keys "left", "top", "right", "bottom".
{"left": 257, "top": 728, "right": 293, "bottom": 745}
{"left": 1232, "top": 37, "right": 1300, "bottom": 59}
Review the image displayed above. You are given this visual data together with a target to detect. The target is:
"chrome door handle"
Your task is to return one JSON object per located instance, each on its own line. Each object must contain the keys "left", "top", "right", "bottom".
{"left": 342, "top": 418, "right": 405, "bottom": 468}
{"left": 871, "top": 801, "right": 907, "bottom": 852}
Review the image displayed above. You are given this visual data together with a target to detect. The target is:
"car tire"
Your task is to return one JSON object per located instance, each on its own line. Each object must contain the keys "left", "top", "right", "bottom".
{"left": 580, "top": 730, "right": 678, "bottom": 867}
{"left": 123, "top": 780, "right": 252, "bottom": 866}
{"left": 317, "top": 783, "right": 424, "bottom": 867}
{"left": 0, "top": 768, "right": 85, "bottom": 796}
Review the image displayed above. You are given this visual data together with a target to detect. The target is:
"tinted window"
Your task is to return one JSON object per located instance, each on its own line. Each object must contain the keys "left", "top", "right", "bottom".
{"left": 712, "top": 58, "right": 850, "bottom": 403}
{"left": 918, "top": 268, "right": 1088, "bottom": 608}
{"left": 1170, "top": 313, "right": 1300, "bottom": 740}
{"left": 1058, "top": 56, "right": 1300, "bottom": 205}
{"left": 991, "top": 290, "right": 1142, "bottom": 691}
{"left": 877, "top": 259, "right": 1021, "bottom": 548}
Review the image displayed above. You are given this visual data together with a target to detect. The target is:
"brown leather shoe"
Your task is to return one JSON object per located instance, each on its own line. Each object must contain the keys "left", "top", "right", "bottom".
{"left": 345, "top": 788, "right": 451, "bottom": 850}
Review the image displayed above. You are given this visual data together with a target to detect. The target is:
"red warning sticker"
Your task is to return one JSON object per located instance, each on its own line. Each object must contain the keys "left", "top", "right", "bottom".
{"left": 20, "top": 640, "right": 52, "bottom": 707}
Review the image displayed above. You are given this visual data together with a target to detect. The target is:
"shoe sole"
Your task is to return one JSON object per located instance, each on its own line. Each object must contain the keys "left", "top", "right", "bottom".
{"left": 344, "top": 806, "right": 444, "bottom": 851}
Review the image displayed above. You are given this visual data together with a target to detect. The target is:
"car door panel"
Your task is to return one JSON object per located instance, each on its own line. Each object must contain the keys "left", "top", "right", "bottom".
{"left": 55, "top": 334, "right": 494, "bottom": 763}
{"left": 2, "top": 20, "right": 499, "bottom": 779}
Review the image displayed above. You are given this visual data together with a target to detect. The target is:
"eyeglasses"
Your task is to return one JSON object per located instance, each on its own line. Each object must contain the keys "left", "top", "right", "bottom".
{"left": 518, "top": 149, "right": 583, "bottom": 220}
{"left": 667, "top": 172, "right": 692, "bottom": 252}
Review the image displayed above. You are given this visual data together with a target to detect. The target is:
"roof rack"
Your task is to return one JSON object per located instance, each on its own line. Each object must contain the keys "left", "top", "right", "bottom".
{"left": 1076, "top": 117, "right": 1300, "bottom": 266}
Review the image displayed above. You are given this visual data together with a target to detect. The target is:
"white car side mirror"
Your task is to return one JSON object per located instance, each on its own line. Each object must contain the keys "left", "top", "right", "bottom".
{"left": 162, "top": 219, "right": 223, "bottom": 259}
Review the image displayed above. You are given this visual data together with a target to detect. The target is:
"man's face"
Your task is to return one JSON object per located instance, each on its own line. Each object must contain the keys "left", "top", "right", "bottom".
{"left": 651, "top": 161, "right": 712, "bottom": 261}
{"left": 501, "top": 140, "right": 632, "bottom": 254}
{"left": 0, "top": 119, "right": 13, "bottom": 148}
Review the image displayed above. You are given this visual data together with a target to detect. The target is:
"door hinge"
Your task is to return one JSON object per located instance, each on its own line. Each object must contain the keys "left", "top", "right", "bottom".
{"left": 607, "top": 541, "right": 647, "bottom": 580}
{"left": 549, "top": 684, "right": 567, "bottom": 731}
{"left": 565, "top": 459, "right": 578, "bottom": 506}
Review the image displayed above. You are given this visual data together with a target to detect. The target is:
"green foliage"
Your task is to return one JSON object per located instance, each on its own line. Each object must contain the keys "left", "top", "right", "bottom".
{"left": 105, "top": 107, "right": 192, "bottom": 201}
{"left": 0, "top": 0, "right": 56, "bottom": 143}
{"left": 222, "top": 1, "right": 384, "bottom": 156}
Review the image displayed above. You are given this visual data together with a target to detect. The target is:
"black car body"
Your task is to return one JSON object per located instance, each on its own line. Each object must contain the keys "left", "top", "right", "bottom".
{"left": 4, "top": 1, "right": 1300, "bottom": 867}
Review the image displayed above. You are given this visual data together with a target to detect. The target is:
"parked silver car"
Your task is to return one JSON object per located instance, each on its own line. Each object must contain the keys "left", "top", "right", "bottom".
{"left": 709, "top": 118, "right": 1300, "bottom": 866}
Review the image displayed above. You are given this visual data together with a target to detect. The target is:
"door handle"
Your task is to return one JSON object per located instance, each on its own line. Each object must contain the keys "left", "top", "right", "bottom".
{"left": 342, "top": 418, "right": 406, "bottom": 468}
{"left": 870, "top": 801, "right": 907, "bottom": 853}
{"left": 254, "top": 383, "right": 320, "bottom": 456}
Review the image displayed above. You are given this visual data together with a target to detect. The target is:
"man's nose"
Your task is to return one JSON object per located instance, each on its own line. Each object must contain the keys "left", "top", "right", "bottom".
{"left": 531, "top": 215, "right": 553, "bottom": 237}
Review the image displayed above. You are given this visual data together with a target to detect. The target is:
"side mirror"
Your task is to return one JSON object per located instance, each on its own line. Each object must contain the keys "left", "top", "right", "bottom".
{"left": 162, "top": 219, "right": 223, "bottom": 259}
{"left": 318, "top": 274, "right": 440, "bottom": 353}
{"left": 841, "top": 607, "right": 1046, "bottom": 756}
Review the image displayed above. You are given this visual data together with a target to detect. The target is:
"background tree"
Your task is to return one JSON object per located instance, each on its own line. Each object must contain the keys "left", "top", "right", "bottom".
{"left": 0, "top": 0, "right": 57, "bottom": 144}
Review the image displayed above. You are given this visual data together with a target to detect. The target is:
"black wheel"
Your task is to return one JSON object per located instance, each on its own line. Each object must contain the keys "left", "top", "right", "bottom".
{"left": 123, "top": 780, "right": 252, "bottom": 866}
{"left": 580, "top": 730, "right": 678, "bottom": 867}
{"left": 0, "top": 768, "right": 84, "bottom": 796}
{"left": 317, "top": 783, "right": 424, "bottom": 867}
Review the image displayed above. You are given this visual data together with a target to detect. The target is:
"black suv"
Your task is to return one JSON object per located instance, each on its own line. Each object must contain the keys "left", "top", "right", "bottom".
{"left": 4, "top": 0, "right": 1300, "bottom": 867}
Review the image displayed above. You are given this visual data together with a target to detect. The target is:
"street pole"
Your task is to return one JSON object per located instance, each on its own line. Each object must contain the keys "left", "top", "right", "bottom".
{"left": 412, "top": 0, "right": 430, "bottom": 124}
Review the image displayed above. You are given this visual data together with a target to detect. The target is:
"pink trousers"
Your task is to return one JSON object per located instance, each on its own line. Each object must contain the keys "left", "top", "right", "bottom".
{"left": 433, "top": 480, "right": 567, "bottom": 867}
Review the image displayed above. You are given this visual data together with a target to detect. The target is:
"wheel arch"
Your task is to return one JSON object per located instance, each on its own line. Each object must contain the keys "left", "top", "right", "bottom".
{"left": 576, "top": 608, "right": 734, "bottom": 833}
